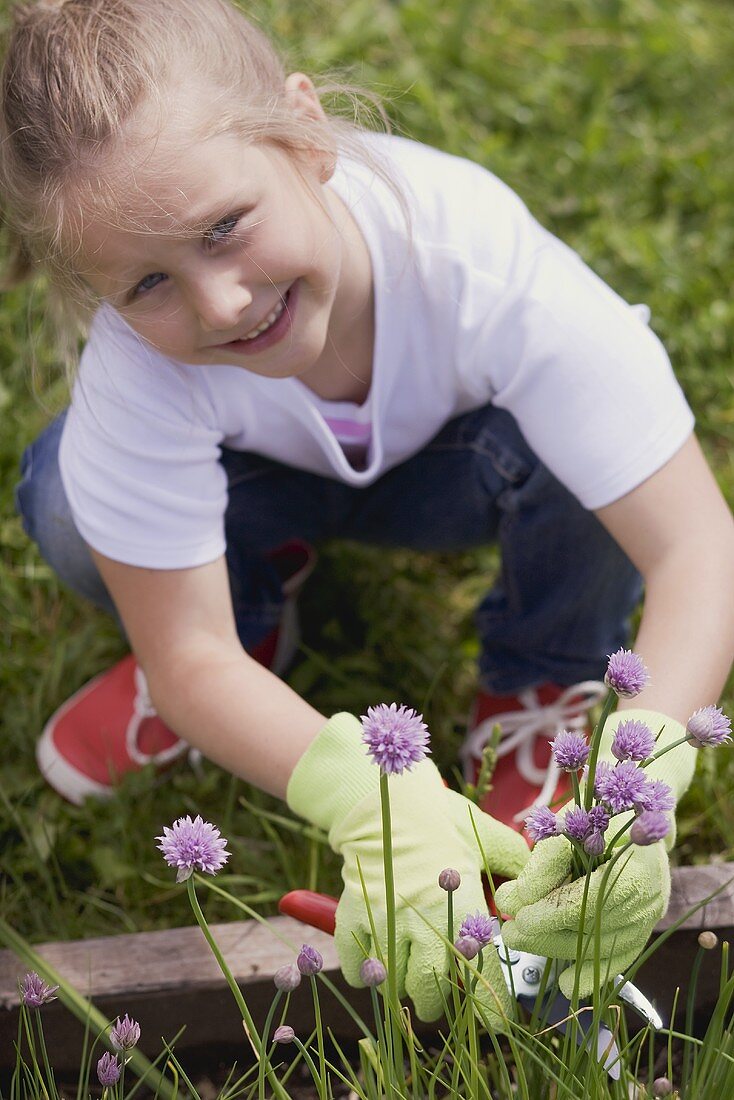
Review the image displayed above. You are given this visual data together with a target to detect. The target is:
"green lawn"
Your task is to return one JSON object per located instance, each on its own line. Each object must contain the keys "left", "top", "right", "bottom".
{"left": 1, "top": 0, "right": 733, "bottom": 943}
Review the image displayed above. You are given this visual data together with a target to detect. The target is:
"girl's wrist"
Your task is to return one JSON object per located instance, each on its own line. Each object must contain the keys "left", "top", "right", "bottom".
{"left": 286, "top": 712, "right": 379, "bottom": 830}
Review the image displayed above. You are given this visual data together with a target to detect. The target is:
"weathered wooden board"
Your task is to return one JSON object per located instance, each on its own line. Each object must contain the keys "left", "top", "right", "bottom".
{"left": 634, "top": 861, "right": 734, "bottom": 1037}
{"left": 0, "top": 914, "right": 365, "bottom": 1073}
{"left": 0, "top": 915, "right": 340, "bottom": 1009}
{"left": 658, "top": 860, "right": 734, "bottom": 930}
{"left": 1, "top": 864, "right": 732, "bottom": 1072}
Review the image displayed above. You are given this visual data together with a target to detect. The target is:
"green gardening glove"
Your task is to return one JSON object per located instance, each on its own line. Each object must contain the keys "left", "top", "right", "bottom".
{"left": 287, "top": 713, "right": 530, "bottom": 1024}
{"left": 494, "top": 709, "right": 697, "bottom": 997}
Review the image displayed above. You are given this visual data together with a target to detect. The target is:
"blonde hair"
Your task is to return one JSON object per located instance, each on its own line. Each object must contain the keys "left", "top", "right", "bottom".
{"left": 0, "top": 0, "right": 413, "bottom": 373}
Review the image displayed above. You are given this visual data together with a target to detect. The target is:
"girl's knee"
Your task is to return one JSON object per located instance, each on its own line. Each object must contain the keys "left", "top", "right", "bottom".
{"left": 15, "top": 413, "right": 112, "bottom": 608}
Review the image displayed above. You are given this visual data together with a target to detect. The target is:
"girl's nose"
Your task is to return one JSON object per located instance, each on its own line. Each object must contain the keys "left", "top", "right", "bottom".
{"left": 191, "top": 274, "right": 253, "bottom": 333}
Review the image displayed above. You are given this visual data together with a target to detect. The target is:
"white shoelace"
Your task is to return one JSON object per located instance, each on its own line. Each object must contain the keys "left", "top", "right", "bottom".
{"left": 126, "top": 666, "right": 194, "bottom": 768}
{"left": 460, "top": 680, "right": 607, "bottom": 822}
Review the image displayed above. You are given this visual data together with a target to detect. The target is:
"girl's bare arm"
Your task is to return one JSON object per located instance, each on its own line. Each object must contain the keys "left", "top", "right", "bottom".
{"left": 90, "top": 548, "right": 326, "bottom": 800}
{"left": 594, "top": 433, "right": 734, "bottom": 724}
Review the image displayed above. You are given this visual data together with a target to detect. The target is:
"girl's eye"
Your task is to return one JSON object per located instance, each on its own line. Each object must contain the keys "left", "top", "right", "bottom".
{"left": 127, "top": 212, "right": 245, "bottom": 300}
{"left": 133, "top": 272, "right": 167, "bottom": 297}
{"left": 205, "top": 214, "right": 240, "bottom": 246}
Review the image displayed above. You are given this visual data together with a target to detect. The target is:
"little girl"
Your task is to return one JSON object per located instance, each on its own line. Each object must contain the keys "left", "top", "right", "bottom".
{"left": 4, "top": 0, "right": 734, "bottom": 1022}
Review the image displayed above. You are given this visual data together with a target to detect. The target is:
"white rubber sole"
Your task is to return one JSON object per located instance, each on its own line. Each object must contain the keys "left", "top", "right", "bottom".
{"left": 37, "top": 615, "right": 300, "bottom": 805}
{"left": 36, "top": 677, "right": 117, "bottom": 805}
{"left": 37, "top": 547, "right": 312, "bottom": 803}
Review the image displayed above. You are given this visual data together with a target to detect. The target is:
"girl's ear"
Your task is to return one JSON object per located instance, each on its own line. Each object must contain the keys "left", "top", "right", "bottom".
{"left": 284, "top": 72, "right": 336, "bottom": 182}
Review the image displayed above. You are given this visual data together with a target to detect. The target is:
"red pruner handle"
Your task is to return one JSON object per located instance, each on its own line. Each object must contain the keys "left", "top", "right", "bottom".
{"left": 279, "top": 890, "right": 338, "bottom": 936}
{"left": 279, "top": 886, "right": 512, "bottom": 937}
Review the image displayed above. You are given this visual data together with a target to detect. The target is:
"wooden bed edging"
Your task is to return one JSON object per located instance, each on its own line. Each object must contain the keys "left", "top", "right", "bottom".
{"left": 1, "top": 863, "right": 733, "bottom": 1072}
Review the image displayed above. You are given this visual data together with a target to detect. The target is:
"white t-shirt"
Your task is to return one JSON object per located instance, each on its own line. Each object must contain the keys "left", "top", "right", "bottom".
{"left": 59, "top": 132, "right": 694, "bottom": 569}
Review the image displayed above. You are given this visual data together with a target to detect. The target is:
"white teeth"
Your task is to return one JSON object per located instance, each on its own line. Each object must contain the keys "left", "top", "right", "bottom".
{"left": 241, "top": 297, "right": 286, "bottom": 340}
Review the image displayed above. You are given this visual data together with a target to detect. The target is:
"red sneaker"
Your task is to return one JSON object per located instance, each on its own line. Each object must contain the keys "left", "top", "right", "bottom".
{"left": 37, "top": 540, "right": 317, "bottom": 804}
{"left": 460, "top": 681, "right": 606, "bottom": 831}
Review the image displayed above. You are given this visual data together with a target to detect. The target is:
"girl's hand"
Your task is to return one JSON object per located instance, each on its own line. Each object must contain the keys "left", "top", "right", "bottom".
{"left": 494, "top": 707, "right": 695, "bottom": 999}
{"left": 495, "top": 833, "right": 670, "bottom": 998}
{"left": 332, "top": 778, "right": 528, "bottom": 1023}
{"left": 287, "top": 713, "right": 530, "bottom": 1023}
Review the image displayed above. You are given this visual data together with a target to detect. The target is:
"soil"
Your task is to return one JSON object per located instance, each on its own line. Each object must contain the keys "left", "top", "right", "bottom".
{"left": 194, "top": 1063, "right": 354, "bottom": 1099}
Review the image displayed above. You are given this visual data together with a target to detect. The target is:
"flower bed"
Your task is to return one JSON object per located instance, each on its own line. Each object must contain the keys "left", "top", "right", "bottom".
{"left": 3, "top": 658, "right": 733, "bottom": 1098}
{"left": 0, "top": 862, "right": 732, "bottom": 1077}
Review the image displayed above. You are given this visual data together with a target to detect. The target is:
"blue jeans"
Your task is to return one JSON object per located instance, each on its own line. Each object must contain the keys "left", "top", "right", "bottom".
{"left": 15, "top": 404, "right": 643, "bottom": 692}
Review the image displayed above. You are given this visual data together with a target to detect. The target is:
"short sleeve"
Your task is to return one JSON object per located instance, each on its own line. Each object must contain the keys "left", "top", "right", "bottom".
{"left": 59, "top": 309, "right": 228, "bottom": 568}
{"left": 473, "top": 229, "right": 695, "bottom": 508}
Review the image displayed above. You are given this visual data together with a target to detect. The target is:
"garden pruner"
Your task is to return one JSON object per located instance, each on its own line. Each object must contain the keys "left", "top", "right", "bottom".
{"left": 278, "top": 889, "right": 663, "bottom": 1081}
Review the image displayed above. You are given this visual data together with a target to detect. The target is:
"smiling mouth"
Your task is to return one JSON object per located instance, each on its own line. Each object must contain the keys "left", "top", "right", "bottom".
{"left": 227, "top": 285, "right": 293, "bottom": 344}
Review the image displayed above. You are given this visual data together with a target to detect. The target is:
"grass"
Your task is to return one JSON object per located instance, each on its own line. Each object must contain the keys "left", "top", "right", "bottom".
{"left": 2, "top": 0, "right": 734, "bottom": 945}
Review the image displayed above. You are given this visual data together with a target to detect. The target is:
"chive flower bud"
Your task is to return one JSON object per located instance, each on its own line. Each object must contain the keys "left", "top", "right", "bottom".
{"left": 110, "top": 1014, "right": 141, "bottom": 1051}
{"left": 686, "top": 705, "right": 732, "bottom": 747}
{"left": 97, "top": 1053, "right": 121, "bottom": 1087}
{"left": 630, "top": 810, "right": 670, "bottom": 846}
{"left": 296, "top": 944, "right": 323, "bottom": 976}
{"left": 273, "top": 963, "right": 302, "bottom": 992}
{"left": 438, "top": 868, "right": 461, "bottom": 892}
{"left": 583, "top": 830, "right": 605, "bottom": 857}
{"left": 20, "top": 972, "right": 59, "bottom": 1008}
{"left": 360, "top": 957, "right": 387, "bottom": 986}
{"left": 454, "top": 935, "right": 480, "bottom": 960}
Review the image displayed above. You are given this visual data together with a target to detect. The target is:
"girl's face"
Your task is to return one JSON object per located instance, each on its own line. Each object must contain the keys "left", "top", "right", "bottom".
{"left": 75, "top": 75, "right": 371, "bottom": 384}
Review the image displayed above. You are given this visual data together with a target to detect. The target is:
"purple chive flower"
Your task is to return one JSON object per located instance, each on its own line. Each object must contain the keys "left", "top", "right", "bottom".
{"left": 588, "top": 805, "right": 610, "bottom": 833}
{"left": 97, "top": 1053, "right": 121, "bottom": 1087}
{"left": 110, "top": 1014, "right": 141, "bottom": 1051}
{"left": 156, "top": 815, "right": 230, "bottom": 883}
{"left": 551, "top": 730, "right": 590, "bottom": 772}
{"left": 594, "top": 761, "right": 648, "bottom": 813}
{"left": 562, "top": 805, "right": 609, "bottom": 852}
{"left": 564, "top": 806, "right": 592, "bottom": 842}
{"left": 438, "top": 868, "right": 461, "bottom": 892}
{"left": 584, "top": 830, "right": 606, "bottom": 857}
{"left": 273, "top": 1025, "right": 295, "bottom": 1044}
{"left": 630, "top": 811, "right": 670, "bottom": 846}
{"left": 652, "top": 1079, "right": 673, "bottom": 1098}
{"left": 611, "top": 719, "right": 656, "bottom": 762}
{"left": 525, "top": 805, "right": 561, "bottom": 842}
{"left": 296, "top": 944, "right": 323, "bottom": 976}
{"left": 20, "top": 972, "right": 59, "bottom": 1008}
{"left": 458, "top": 911, "right": 496, "bottom": 947}
{"left": 686, "top": 706, "right": 732, "bottom": 747}
{"left": 454, "top": 935, "right": 480, "bottom": 961}
{"left": 360, "top": 957, "right": 387, "bottom": 986}
{"left": 361, "top": 703, "right": 430, "bottom": 775}
{"left": 634, "top": 778, "right": 675, "bottom": 815}
{"left": 273, "top": 963, "right": 302, "bottom": 992}
{"left": 604, "top": 649, "right": 650, "bottom": 698}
